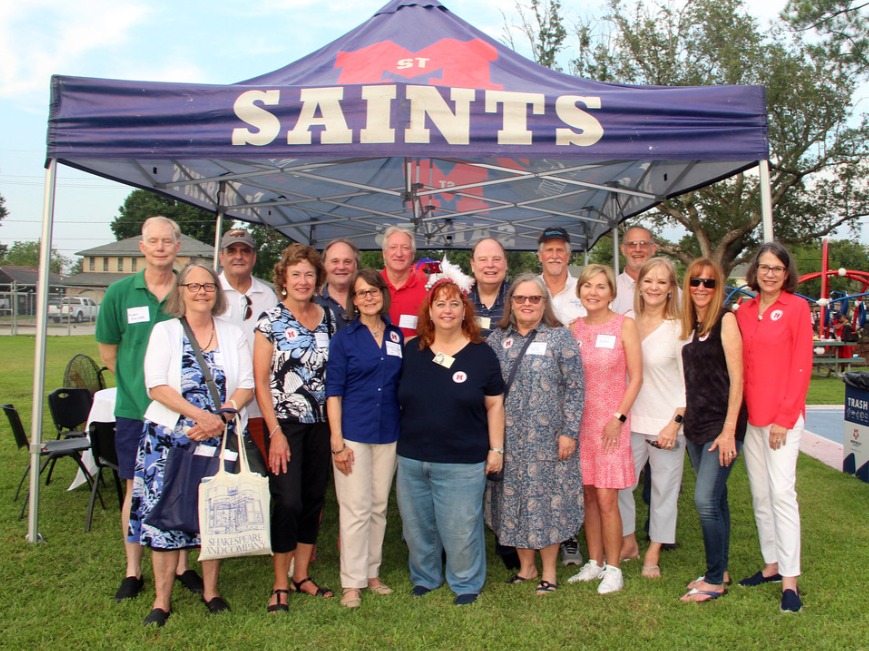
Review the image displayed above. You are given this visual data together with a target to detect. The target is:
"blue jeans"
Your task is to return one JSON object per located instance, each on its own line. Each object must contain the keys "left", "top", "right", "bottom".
{"left": 685, "top": 439, "right": 743, "bottom": 585}
{"left": 396, "top": 456, "right": 487, "bottom": 596}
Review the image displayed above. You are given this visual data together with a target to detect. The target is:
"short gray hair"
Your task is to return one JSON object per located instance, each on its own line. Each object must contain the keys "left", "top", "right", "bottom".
{"left": 382, "top": 226, "right": 416, "bottom": 256}
{"left": 142, "top": 216, "right": 181, "bottom": 242}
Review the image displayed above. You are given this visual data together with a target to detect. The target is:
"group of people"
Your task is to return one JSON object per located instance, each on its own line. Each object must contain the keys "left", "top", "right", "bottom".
{"left": 96, "top": 217, "right": 811, "bottom": 627}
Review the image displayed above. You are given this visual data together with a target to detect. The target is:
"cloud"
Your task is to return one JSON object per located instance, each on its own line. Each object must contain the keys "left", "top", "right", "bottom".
{"left": 0, "top": 0, "right": 150, "bottom": 100}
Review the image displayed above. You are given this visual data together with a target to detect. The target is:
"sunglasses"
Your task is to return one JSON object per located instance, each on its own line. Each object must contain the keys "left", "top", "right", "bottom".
{"left": 512, "top": 295, "right": 544, "bottom": 305}
{"left": 689, "top": 277, "right": 716, "bottom": 289}
{"left": 242, "top": 295, "right": 253, "bottom": 320}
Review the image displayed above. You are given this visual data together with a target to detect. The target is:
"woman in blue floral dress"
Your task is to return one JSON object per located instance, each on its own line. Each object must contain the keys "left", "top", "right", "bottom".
{"left": 131, "top": 262, "right": 254, "bottom": 626}
{"left": 487, "top": 274, "right": 585, "bottom": 595}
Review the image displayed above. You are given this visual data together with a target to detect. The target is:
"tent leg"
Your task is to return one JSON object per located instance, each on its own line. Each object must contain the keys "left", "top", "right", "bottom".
{"left": 612, "top": 226, "right": 620, "bottom": 276}
{"left": 212, "top": 181, "right": 226, "bottom": 269}
{"left": 28, "top": 160, "right": 58, "bottom": 544}
{"left": 759, "top": 159, "right": 774, "bottom": 242}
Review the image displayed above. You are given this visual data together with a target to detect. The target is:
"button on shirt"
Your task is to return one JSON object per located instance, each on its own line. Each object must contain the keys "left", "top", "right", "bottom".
{"left": 315, "top": 283, "right": 353, "bottom": 332}
{"left": 325, "top": 318, "right": 404, "bottom": 444}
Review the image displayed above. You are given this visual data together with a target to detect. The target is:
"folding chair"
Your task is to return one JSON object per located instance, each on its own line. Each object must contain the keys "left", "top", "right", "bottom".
{"left": 1, "top": 403, "right": 95, "bottom": 520}
{"left": 46, "top": 388, "right": 93, "bottom": 485}
{"left": 85, "top": 421, "right": 123, "bottom": 532}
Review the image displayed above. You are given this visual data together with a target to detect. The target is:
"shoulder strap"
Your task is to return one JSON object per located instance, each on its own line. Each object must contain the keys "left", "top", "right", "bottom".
{"left": 504, "top": 330, "right": 538, "bottom": 397}
{"left": 180, "top": 317, "right": 222, "bottom": 410}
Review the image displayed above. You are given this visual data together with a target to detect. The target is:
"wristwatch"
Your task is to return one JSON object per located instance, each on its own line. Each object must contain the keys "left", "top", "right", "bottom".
{"left": 614, "top": 412, "right": 627, "bottom": 423}
{"left": 673, "top": 414, "right": 684, "bottom": 424}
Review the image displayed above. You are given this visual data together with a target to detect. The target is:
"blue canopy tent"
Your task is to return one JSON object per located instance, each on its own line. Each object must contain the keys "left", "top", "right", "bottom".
{"left": 28, "top": 0, "right": 770, "bottom": 540}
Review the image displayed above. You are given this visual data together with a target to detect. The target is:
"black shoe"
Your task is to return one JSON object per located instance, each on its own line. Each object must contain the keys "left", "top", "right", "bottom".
{"left": 143, "top": 608, "right": 170, "bottom": 627}
{"left": 202, "top": 596, "right": 231, "bottom": 614}
{"left": 661, "top": 542, "right": 678, "bottom": 552}
{"left": 115, "top": 576, "right": 145, "bottom": 602}
{"left": 175, "top": 569, "right": 204, "bottom": 594}
{"left": 780, "top": 589, "right": 802, "bottom": 613}
{"left": 454, "top": 593, "right": 478, "bottom": 606}
{"left": 739, "top": 571, "right": 783, "bottom": 587}
{"left": 411, "top": 585, "right": 433, "bottom": 597}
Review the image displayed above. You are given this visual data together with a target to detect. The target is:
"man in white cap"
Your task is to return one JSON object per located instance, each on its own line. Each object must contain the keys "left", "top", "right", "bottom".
{"left": 216, "top": 228, "right": 277, "bottom": 459}
{"left": 537, "top": 226, "right": 585, "bottom": 325}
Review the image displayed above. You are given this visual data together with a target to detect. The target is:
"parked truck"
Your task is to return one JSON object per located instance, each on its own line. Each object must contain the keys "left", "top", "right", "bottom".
{"left": 48, "top": 297, "right": 99, "bottom": 323}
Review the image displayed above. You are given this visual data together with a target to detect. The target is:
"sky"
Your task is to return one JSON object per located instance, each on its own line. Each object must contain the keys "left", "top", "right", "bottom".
{"left": 0, "top": 0, "right": 790, "bottom": 268}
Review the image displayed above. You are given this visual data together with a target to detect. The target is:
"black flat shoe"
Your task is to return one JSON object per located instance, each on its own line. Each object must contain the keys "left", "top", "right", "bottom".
{"left": 143, "top": 608, "right": 170, "bottom": 627}
{"left": 202, "top": 596, "right": 231, "bottom": 614}
{"left": 175, "top": 569, "right": 204, "bottom": 594}
{"left": 115, "top": 576, "right": 145, "bottom": 602}
{"left": 738, "top": 571, "right": 782, "bottom": 587}
{"left": 267, "top": 589, "right": 289, "bottom": 614}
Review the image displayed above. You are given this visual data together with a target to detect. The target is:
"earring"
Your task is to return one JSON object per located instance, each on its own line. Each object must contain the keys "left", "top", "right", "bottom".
{"left": 281, "top": 288, "right": 287, "bottom": 297}
{"left": 667, "top": 292, "right": 672, "bottom": 298}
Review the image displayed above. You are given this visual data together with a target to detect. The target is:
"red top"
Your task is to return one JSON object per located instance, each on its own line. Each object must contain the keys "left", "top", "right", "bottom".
{"left": 736, "top": 292, "right": 813, "bottom": 428}
{"left": 381, "top": 266, "right": 429, "bottom": 338}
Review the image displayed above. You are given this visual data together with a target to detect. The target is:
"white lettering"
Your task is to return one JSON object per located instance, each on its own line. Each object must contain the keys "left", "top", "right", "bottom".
{"left": 405, "top": 86, "right": 474, "bottom": 145}
{"left": 287, "top": 87, "right": 353, "bottom": 145}
{"left": 485, "top": 91, "right": 545, "bottom": 145}
{"left": 361, "top": 85, "right": 397, "bottom": 144}
{"left": 397, "top": 57, "right": 431, "bottom": 70}
{"left": 555, "top": 96, "right": 604, "bottom": 146}
{"left": 232, "top": 90, "right": 281, "bottom": 146}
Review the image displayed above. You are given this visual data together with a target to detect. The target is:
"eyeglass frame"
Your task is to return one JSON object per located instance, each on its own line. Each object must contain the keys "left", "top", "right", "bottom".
{"left": 180, "top": 282, "right": 218, "bottom": 293}
{"left": 689, "top": 277, "right": 717, "bottom": 289}
{"left": 511, "top": 294, "right": 545, "bottom": 305}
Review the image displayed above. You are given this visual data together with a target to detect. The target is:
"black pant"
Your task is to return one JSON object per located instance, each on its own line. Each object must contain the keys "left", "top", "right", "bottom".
{"left": 265, "top": 420, "right": 330, "bottom": 554}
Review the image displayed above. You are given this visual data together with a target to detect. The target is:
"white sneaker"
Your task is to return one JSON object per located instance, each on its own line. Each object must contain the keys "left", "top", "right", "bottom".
{"left": 567, "top": 561, "right": 604, "bottom": 583}
{"left": 597, "top": 565, "right": 624, "bottom": 594}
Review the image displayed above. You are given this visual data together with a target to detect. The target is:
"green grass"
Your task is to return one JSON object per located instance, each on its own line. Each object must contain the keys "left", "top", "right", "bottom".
{"left": 1, "top": 336, "right": 867, "bottom": 649}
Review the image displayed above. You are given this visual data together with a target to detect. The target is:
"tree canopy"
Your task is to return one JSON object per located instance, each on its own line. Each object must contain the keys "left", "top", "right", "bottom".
{"left": 0, "top": 240, "right": 68, "bottom": 274}
{"left": 111, "top": 189, "right": 229, "bottom": 245}
{"left": 784, "top": 0, "right": 868, "bottom": 71}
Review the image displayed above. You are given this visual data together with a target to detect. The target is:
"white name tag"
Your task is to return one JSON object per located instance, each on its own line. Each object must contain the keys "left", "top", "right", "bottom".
{"left": 595, "top": 334, "right": 616, "bottom": 349}
{"left": 432, "top": 352, "right": 455, "bottom": 369}
{"left": 211, "top": 351, "right": 224, "bottom": 367}
{"left": 399, "top": 314, "right": 418, "bottom": 330}
{"left": 476, "top": 316, "right": 491, "bottom": 330}
{"left": 314, "top": 332, "right": 330, "bottom": 349}
{"left": 194, "top": 444, "right": 217, "bottom": 457}
{"left": 386, "top": 341, "right": 402, "bottom": 357}
{"left": 527, "top": 341, "right": 548, "bottom": 355}
{"left": 127, "top": 306, "right": 149, "bottom": 324}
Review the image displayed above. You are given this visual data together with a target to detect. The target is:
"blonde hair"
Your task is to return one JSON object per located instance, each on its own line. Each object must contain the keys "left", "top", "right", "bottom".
{"left": 576, "top": 264, "right": 617, "bottom": 299}
{"left": 635, "top": 258, "right": 680, "bottom": 319}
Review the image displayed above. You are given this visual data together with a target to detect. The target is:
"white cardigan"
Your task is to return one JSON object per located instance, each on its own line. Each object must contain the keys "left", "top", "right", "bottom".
{"left": 143, "top": 318, "right": 255, "bottom": 430}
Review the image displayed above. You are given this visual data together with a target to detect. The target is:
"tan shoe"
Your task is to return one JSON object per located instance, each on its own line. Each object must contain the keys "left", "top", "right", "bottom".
{"left": 341, "top": 588, "right": 362, "bottom": 609}
{"left": 367, "top": 580, "right": 393, "bottom": 595}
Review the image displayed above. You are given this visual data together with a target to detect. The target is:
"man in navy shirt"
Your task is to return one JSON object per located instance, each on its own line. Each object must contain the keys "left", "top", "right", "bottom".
{"left": 468, "top": 238, "right": 510, "bottom": 337}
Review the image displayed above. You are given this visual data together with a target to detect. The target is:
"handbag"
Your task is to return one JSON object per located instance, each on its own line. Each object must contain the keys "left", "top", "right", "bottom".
{"left": 144, "top": 442, "right": 236, "bottom": 533}
{"left": 198, "top": 411, "right": 273, "bottom": 560}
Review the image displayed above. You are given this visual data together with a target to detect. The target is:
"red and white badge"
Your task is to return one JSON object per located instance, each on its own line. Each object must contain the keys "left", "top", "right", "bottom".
{"left": 452, "top": 371, "right": 468, "bottom": 383}
{"left": 389, "top": 331, "right": 400, "bottom": 343}
{"left": 503, "top": 338, "right": 514, "bottom": 349}
{"left": 770, "top": 310, "right": 783, "bottom": 321}
{"left": 286, "top": 329, "right": 298, "bottom": 339}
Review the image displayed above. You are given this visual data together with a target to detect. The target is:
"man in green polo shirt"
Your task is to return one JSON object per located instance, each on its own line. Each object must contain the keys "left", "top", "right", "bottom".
{"left": 97, "top": 216, "right": 203, "bottom": 601}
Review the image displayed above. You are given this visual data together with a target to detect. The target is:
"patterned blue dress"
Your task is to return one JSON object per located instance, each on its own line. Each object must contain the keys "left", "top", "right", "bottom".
{"left": 129, "top": 338, "right": 230, "bottom": 550}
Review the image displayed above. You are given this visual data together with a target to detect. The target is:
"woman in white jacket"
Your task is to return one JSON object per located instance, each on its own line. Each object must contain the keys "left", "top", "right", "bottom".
{"left": 130, "top": 262, "right": 254, "bottom": 627}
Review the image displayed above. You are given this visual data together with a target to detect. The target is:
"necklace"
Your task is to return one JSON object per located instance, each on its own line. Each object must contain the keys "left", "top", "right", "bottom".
{"left": 200, "top": 323, "right": 215, "bottom": 350}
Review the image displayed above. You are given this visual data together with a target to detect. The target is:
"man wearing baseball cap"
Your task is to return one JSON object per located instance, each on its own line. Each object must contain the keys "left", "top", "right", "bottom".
{"left": 537, "top": 226, "right": 585, "bottom": 325}
{"left": 216, "top": 228, "right": 277, "bottom": 458}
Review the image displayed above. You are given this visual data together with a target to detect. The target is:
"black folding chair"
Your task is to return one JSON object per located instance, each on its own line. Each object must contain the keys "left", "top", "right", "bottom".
{"left": 85, "top": 421, "right": 123, "bottom": 532}
{"left": 1, "top": 403, "right": 95, "bottom": 520}
{"left": 46, "top": 388, "right": 93, "bottom": 485}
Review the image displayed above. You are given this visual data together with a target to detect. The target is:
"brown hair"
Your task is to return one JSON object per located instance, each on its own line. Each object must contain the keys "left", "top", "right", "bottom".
{"left": 416, "top": 281, "right": 483, "bottom": 350}
{"left": 346, "top": 269, "right": 391, "bottom": 317}
{"left": 273, "top": 244, "right": 327, "bottom": 299}
{"left": 680, "top": 258, "right": 725, "bottom": 339}
{"left": 744, "top": 241, "right": 799, "bottom": 293}
{"left": 164, "top": 262, "right": 226, "bottom": 318}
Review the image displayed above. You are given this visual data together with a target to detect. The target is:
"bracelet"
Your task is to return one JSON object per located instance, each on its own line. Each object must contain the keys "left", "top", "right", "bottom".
{"left": 331, "top": 444, "right": 347, "bottom": 455}
{"left": 489, "top": 447, "right": 504, "bottom": 454}
{"left": 269, "top": 424, "right": 281, "bottom": 438}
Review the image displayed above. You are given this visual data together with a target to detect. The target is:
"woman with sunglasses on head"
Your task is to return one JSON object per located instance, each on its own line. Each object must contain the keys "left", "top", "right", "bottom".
{"left": 678, "top": 259, "right": 747, "bottom": 603}
{"left": 132, "top": 262, "right": 254, "bottom": 626}
{"left": 326, "top": 269, "right": 403, "bottom": 609}
{"left": 567, "top": 264, "right": 642, "bottom": 595}
{"left": 487, "top": 273, "right": 585, "bottom": 596}
{"left": 617, "top": 258, "right": 687, "bottom": 581}
{"left": 735, "top": 243, "right": 812, "bottom": 613}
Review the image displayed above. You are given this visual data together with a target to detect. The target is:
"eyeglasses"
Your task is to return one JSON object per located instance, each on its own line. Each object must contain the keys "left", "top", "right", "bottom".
{"left": 181, "top": 282, "right": 217, "bottom": 293}
{"left": 512, "top": 295, "right": 544, "bottom": 305}
{"left": 689, "top": 277, "right": 716, "bottom": 289}
{"left": 354, "top": 288, "right": 382, "bottom": 299}
{"left": 242, "top": 295, "right": 253, "bottom": 320}
{"left": 758, "top": 264, "right": 786, "bottom": 276}
{"left": 624, "top": 241, "right": 653, "bottom": 249}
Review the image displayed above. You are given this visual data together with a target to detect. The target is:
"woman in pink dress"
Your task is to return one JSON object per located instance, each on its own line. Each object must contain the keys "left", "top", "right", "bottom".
{"left": 567, "top": 264, "right": 642, "bottom": 594}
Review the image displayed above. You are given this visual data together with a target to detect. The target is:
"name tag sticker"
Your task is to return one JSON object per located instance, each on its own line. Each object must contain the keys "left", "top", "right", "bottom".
{"left": 595, "top": 334, "right": 616, "bottom": 349}
{"left": 314, "top": 332, "right": 330, "bottom": 349}
{"left": 194, "top": 444, "right": 218, "bottom": 457}
{"left": 211, "top": 351, "right": 224, "bottom": 367}
{"left": 127, "top": 306, "right": 149, "bottom": 324}
{"left": 224, "top": 450, "right": 239, "bottom": 462}
{"left": 476, "top": 316, "right": 491, "bottom": 330}
{"left": 386, "top": 341, "right": 402, "bottom": 358}
{"left": 399, "top": 314, "right": 418, "bottom": 330}
{"left": 527, "top": 341, "right": 548, "bottom": 355}
{"left": 432, "top": 352, "right": 455, "bottom": 369}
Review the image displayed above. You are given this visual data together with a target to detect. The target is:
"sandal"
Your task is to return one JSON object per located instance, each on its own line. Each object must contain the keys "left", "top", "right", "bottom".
{"left": 535, "top": 580, "right": 558, "bottom": 595}
{"left": 341, "top": 588, "right": 362, "bottom": 608}
{"left": 506, "top": 573, "right": 535, "bottom": 584}
{"left": 642, "top": 565, "right": 661, "bottom": 579}
{"left": 367, "top": 580, "right": 393, "bottom": 595}
{"left": 291, "top": 577, "right": 334, "bottom": 599}
{"left": 680, "top": 587, "right": 726, "bottom": 603}
{"left": 267, "top": 588, "right": 289, "bottom": 613}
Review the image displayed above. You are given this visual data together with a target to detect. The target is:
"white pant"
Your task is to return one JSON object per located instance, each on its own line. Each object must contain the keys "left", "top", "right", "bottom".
{"left": 742, "top": 416, "right": 803, "bottom": 578}
{"left": 618, "top": 432, "right": 686, "bottom": 543}
{"left": 333, "top": 441, "right": 398, "bottom": 589}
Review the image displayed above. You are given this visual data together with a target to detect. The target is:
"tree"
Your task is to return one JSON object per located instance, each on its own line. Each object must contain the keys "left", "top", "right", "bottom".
{"left": 504, "top": 0, "right": 569, "bottom": 70}
{"left": 784, "top": 0, "right": 868, "bottom": 71}
{"left": 517, "top": 0, "right": 869, "bottom": 275}
{"left": 0, "top": 240, "right": 69, "bottom": 274}
{"left": 0, "top": 192, "right": 8, "bottom": 259}
{"left": 111, "top": 189, "right": 229, "bottom": 245}
{"left": 248, "top": 224, "right": 292, "bottom": 281}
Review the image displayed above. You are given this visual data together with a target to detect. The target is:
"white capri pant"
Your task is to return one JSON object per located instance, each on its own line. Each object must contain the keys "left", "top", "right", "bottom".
{"left": 618, "top": 431, "right": 686, "bottom": 544}
{"left": 742, "top": 416, "right": 803, "bottom": 578}
{"left": 333, "top": 440, "right": 398, "bottom": 589}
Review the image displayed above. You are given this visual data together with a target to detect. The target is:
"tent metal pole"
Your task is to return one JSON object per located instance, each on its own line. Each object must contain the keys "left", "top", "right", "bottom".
{"left": 612, "top": 226, "right": 620, "bottom": 276}
{"left": 759, "top": 160, "right": 774, "bottom": 241}
{"left": 27, "top": 160, "right": 58, "bottom": 543}
{"left": 212, "top": 182, "right": 226, "bottom": 269}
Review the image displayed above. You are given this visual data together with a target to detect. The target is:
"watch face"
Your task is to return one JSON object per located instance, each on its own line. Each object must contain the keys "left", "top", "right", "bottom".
{"left": 674, "top": 415, "right": 684, "bottom": 424}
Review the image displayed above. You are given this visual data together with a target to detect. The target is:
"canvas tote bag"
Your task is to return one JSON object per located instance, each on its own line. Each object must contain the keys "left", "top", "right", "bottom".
{"left": 198, "top": 412, "right": 272, "bottom": 560}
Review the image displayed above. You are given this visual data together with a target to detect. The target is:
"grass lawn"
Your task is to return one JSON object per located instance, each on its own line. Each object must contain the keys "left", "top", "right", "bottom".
{"left": 1, "top": 336, "right": 867, "bottom": 649}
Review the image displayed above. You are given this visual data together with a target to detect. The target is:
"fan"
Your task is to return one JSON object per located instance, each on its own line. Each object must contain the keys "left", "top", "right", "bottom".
{"left": 63, "top": 354, "right": 108, "bottom": 396}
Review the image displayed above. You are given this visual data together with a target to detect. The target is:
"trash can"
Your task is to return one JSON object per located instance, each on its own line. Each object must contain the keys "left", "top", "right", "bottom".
{"left": 842, "top": 372, "right": 869, "bottom": 482}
